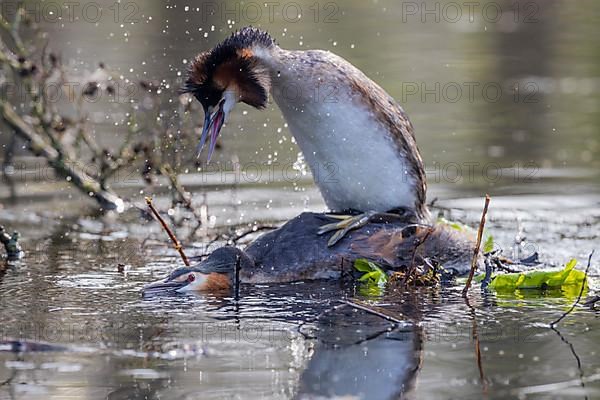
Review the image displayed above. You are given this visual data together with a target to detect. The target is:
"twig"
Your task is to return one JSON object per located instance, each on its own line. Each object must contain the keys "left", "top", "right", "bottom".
{"left": 0, "top": 18, "right": 195, "bottom": 214}
{"left": 10, "top": 5, "right": 26, "bottom": 55}
{"left": 234, "top": 254, "right": 241, "bottom": 301}
{"left": 402, "top": 226, "right": 434, "bottom": 286}
{"left": 338, "top": 299, "right": 404, "bottom": 324}
{"left": 584, "top": 296, "right": 599, "bottom": 308}
{"left": 493, "top": 257, "right": 521, "bottom": 273}
{"left": 0, "top": 366, "right": 17, "bottom": 387}
{"left": 0, "top": 102, "right": 124, "bottom": 211}
{"left": 1, "top": 132, "right": 17, "bottom": 199}
{"left": 145, "top": 197, "right": 190, "bottom": 267}
{"left": 550, "top": 251, "right": 595, "bottom": 328}
{"left": 339, "top": 257, "right": 354, "bottom": 281}
{"left": 462, "top": 194, "right": 491, "bottom": 297}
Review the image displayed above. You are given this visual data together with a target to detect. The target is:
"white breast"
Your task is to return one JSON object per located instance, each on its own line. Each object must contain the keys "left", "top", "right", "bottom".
{"left": 272, "top": 87, "right": 417, "bottom": 213}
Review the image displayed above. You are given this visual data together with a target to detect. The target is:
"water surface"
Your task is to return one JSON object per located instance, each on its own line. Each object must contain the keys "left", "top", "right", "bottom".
{"left": 1, "top": 1, "right": 600, "bottom": 399}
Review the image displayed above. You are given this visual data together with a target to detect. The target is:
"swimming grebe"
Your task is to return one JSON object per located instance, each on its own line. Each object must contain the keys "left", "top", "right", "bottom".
{"left": 143, "top": 213, "right": 476, "bottom": 293}
{"left": 142, "top": 28, "right": 477, "bottom": 293}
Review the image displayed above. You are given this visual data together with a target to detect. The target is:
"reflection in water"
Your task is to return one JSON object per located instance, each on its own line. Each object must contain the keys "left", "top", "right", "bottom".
{"left": 297, "top": 305, "right": 422, "bottom": 400}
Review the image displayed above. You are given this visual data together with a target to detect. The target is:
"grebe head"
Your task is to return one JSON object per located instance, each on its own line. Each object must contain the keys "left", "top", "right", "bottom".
{"left": 142, "top": 247, "right": 254, "bottom": 294}
{"left": 142, "top": 266, "right": 230, "bottom": 293}
{"left": 181, "top": 27, "right": 275, "bottom": 161}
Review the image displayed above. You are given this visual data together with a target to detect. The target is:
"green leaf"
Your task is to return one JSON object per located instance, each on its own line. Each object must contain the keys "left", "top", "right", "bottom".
{"left": 357, "top": 284, "right": 385, "bottom": 298}
{"left": 488, "top": 258, "right": 587, "bottom": 293}
{"left": 358, "top": 271, "right": 377, "bottom": 282}
{"left": 565, "top": 258, "right": 578, "bottom": 270}
{"left": 483, "top": 235, "right": 494, "bottom": 253}
{"left": 354, "top": 259, "right": 388, "bottom": 285}
{"left": 354, "top": 259, "right": 374, "bottom": 272}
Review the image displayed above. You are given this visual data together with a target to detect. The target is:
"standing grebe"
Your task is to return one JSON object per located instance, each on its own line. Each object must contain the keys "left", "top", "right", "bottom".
{"left": 184, "top": 27, "right": 427, "bottom": 242}
{"left": 143, "top": 27, "right": 477, "bottom": 293}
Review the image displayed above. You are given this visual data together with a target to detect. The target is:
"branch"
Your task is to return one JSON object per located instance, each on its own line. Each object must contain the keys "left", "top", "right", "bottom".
{"left": 0, "top": 7, "right": 26, "bottom": 56}
{"left": 463, "top": 194, "right": 491, "bottom": 296}
{"left": 145, "top": 197, "right": 190, "bottom": 266}
{"left": 402, "top": 226, "right": 434, "bottom": 286}
{"left": 0, "top": 101, "right": 124, "bottom": 211}
{"left": 1, "top": 132, "right": 17, "bottom": 199}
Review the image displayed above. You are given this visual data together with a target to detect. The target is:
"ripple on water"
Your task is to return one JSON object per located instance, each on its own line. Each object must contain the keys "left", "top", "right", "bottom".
{"left": 5, "top": 361, "right": 36, "bottom": 370}
{"left": 119, "top": 369, "right": 169, "bottom": 379}
{"left": 56, "top": 273, "right": 118, "bottom": 289}
{"left": 39, "top": 362, "right": 83, "bottom": 372}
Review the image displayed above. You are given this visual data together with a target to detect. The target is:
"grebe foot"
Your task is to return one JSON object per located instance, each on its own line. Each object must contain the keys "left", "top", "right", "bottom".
{"left": 317, "top": 211, "right": 379, "bottom": 247}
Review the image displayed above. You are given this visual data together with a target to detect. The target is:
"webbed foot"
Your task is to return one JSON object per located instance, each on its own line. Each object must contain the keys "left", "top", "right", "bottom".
{"left": 317, "top": 211, "right": 379, "bottom": 247}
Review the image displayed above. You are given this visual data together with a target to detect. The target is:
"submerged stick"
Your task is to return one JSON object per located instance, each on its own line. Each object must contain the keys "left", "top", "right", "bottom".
{"left": 464, "top": 296, "right": 488, "bottom": 392}
{"left": 234, "top": 254, "right": 241, "bottom": 301}
{"left": 550, "top": 250, "right": 595, "bottom": 328}
{"left": 339, "top": 299, "right": 404, "bottom": 324}
{"left": 145, "top": 197, "right": 190, "bottom": 267}
{"left": 550, "top": 326, "right": 586, "bottom": 393}
{"left": 462, "top": 194, "right": 491, "bottom": 297}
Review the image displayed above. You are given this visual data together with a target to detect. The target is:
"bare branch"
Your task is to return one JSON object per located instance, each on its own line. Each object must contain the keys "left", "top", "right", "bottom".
{"left": 0, "top": 101, "right": 124, "bottom": 211}
{"left": 463, "top": 194, "right": 491, "bottom": 296}
{"left": 145, "top": 197, "right": 191, "bottom": 266}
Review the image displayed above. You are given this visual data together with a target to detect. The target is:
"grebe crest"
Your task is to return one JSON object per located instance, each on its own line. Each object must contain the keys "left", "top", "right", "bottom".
{"left": 181, "top": 27, "right": 274, "bottom": 110}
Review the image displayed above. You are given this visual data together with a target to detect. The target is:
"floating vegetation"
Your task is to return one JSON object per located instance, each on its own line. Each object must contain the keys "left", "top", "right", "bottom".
{"left": 354, "top": 259, "right": 388, "bottom": 284}
{"left": 487, "top": 259, "right": 588, "bottom": 292}
{"left": 353, "top": 258, "right": 441, "bottom": 291}
{"left": 389, "top": 266, "right": 441, "bottom": 287}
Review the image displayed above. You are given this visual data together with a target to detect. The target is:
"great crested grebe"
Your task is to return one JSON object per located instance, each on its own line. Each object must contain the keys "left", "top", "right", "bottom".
{"left": 143, "top": 27, "right": 477, "bottom": 293}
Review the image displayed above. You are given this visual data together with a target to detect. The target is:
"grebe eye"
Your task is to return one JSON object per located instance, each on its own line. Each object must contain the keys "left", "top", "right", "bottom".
{"left": 187, "top": 274, "right": 195, "bottom": 282}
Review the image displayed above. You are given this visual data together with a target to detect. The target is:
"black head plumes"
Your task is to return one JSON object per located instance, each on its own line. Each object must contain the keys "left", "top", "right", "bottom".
{"left": 181, "top": 27, "right": 275, "bottom": 110}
